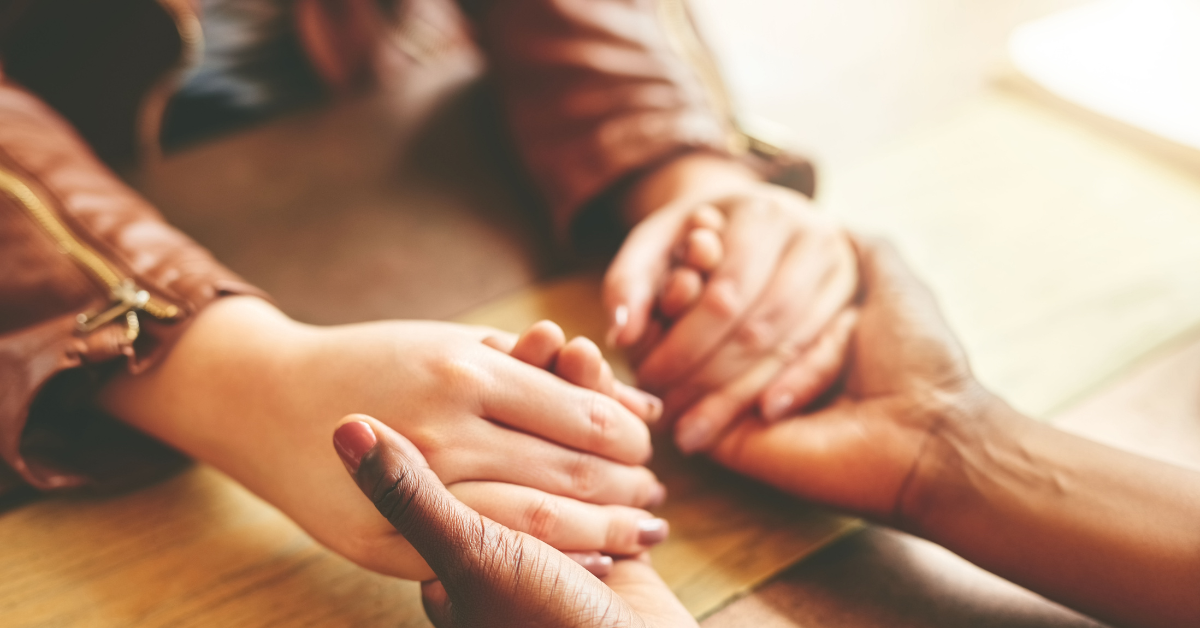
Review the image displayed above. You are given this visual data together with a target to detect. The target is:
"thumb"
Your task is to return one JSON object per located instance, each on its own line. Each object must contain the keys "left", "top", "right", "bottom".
{"left": 852, "top": 233, "right": 930, "bottom": 305}
{"left": 332, "top": 414, "right": 500, "bottom": 585}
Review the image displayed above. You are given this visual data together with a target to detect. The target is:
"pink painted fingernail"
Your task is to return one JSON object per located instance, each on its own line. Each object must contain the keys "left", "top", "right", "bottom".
{"left": 637, "top": 518, "right": 670, "bottom": 546}
{"left": 333, "top": 421, "right": 377, "bottom": 474}
{"left": 675, "top": 423, "right": 708, "bottom": 455}
{"left": 764, "top": 392, "right": 795, "bottom": 422}
{"left": 606, "top": 305, "right": 629, "bottom": 347}
{"left": 641, "top": 391, "right": 663, "bottom": 424}
{"left": 645, "top": 482, "right": 668, "bottom": 509}
{"left": 574, "top": 554, "right": 613, "bottom": 577}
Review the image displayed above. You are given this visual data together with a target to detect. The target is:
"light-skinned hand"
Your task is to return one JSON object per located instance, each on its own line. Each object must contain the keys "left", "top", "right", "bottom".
{"left": 101, "top": 303, "right": 667, "bottom": 581}
{"left": 605, "top": 154, "right": 859, "bottom": 455}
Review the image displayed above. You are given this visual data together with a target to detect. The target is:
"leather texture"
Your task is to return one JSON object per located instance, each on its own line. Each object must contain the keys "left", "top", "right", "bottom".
{"left": 0, "top": 77, "right": 266, "bottom": 491}
{"left": 0, "top": 0, "right": 812, "bottom": 495}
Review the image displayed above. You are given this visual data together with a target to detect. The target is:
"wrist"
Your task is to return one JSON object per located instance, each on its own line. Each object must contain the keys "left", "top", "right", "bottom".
{"left": 619, "top": 151, "right": 762, "bottom": 227}
{"left": 99, "top": 296, "right": 306, "bottom": 463}
{"left": 894, "top": 383, "right": 1026, "bottom": 535}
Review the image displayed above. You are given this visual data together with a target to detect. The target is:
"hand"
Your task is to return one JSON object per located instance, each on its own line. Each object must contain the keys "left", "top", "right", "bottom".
{"left": 710, "top": 236, "right": 1200, "bottom": 628}
{"left": 604, "top": 154, "right": 859, "bottom": 454}
{"left": 708, "top": 235, "right": 987, "bottom": 524}
{"left": 100, "top": 300, "right": 667, "bottom": 581}
{"left": 334, "top": 415, "right": 698, "bottom": 628}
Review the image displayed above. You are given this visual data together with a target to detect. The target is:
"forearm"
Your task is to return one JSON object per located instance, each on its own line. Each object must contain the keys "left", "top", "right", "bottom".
{"left": 906, "top": 394, "right": 1200, "bottom": 628}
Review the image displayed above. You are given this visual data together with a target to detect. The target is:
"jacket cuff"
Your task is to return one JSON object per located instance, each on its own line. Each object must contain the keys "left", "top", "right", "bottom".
{"left": 0, "top": 78, "right": 268, "bottom": 492}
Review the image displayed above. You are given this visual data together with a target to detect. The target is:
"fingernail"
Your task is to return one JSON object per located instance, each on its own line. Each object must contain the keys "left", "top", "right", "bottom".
{"left": 606, "top": 305, "right": 629, "bottom": 347}
{"left": 575, "top": 554, "right": 614, "bottom": 577}
{"left": 645, "top": 482, "right": 668, "bottom": 509}
{"left": 641, "top": 391, "right": 663, "bottom": 424}
{"left": 333, "top": 421, "right": 377, "bottom": 474}
{"left": 764, "top": 392, "right": 795, "bottom": 422}
{"left": 675, "top": 423, "right": 708, "bottom": 455}
{"left": 637, "top": 518, "right": 670, "bottom": 546}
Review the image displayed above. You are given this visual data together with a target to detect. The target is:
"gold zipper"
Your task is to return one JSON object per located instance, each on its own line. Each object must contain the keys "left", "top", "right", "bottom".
{"left": 0, "top": 168, "right": 179, "bottom": 339}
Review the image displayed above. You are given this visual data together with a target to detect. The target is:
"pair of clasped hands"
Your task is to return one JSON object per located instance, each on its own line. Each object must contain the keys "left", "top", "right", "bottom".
{"left": 329, "top": 227, "right": 969, "bottom": 628}
{"left": 105, "top": 154, "right": 1200, "bottom": 628}
{"left": 105, "top": 154, "right": 956, "bottom": 623}
{"left": 318, "top": 153, "right": 958, "bottom": 627}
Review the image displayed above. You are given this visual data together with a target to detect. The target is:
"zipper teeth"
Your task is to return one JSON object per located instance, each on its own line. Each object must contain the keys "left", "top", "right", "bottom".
{"left": 657, "top": 0, "right": 749, "bottom": 154}
{"left": 0, "top": 168, "right": 177, "bottom": 320}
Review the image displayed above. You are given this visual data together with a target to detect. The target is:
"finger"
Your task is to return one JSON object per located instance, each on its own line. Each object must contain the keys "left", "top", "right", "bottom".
{"left": 663, "top": 221, "right": 858, "bottom": 411}
{"left": 552, "top": 335, "right": 664, "bottom": 424}
{"left": 556, "top": 336, "right": 611, "bottom": 394}
{"left": 659, "top": 267, "right": 704, "bottom": 320}
{"left": 626, "top": 315, "right": 666, "bottom": 367}
{"left": 451, "top": 482, "right": 669, "bottom": 556}
{"left": 421, "top": 580, "right": 455, "bottom": 628}
{"left": 856, "top": 233, "right": 941, "bottom": 311}
{"left": 421, "top": 560, "right": 615, "bottom": 628}
{"left": 707, "top": 399, "right": 910, "bottom": 515}
{"left": 562, "top": 552, "right": 615, "bottom": 578}
{"left": 672, "top": 355, "right": 783, "bottom": 454}
{"left": 683, "top": 228, "right": 723, "bottom": 273}
{"left": 613, "top": 381, "right": 664, "bottom": 425}
{"left": 340, "top": 416, "right": 629, "bottom": 627}
{"left": 604, "top": 207, "right": 690, "bottom": 348}
{"left": 504, "top": 324, "right": 663, "bottom": 425}
{"left": 760, "top": 307, "right": 859, "bottom": 421}
{"left": 481, "top": 335, "right": 516, "bottom": 353}
{"left": 637, "top": 196, "right": 794, "bottom": 390}
{"left": 671, "top": 306, "right": 857, "bottom": 454}
{"left": 334, "top": 416, "right": 502, "bottom": 580}
{"left": 509, "top": 320, "right": 567, "bottom": 369}
{"left": 478, "top": 350, "right": 653, "bottom": 465}
{"left": 432, "top": 423, "right": 665, "bottom": 508}
{"left": 689, "top": 204, "right": 726, "bottom": 231}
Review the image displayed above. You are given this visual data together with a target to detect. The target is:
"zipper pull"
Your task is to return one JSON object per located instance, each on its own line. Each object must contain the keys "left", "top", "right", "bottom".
{"left": 76, "top": 279, "right": 151, "bottom": 340}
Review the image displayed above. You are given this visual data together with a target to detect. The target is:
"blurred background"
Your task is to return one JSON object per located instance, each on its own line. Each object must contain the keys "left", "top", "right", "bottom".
{"left": 691, "top": 0, "right": 1089, "bottom": 168}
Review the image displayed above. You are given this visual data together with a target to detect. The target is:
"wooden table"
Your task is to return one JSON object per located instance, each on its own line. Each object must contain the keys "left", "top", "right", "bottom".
{"left": 6, "top": 0, "right": 1200, "bottom": 625}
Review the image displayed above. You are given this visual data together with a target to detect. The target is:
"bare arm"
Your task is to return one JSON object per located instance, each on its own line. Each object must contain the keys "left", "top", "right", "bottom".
{"left": 712, "top": 235, "right": 1200, "bottom": 628}
{"left": 907, "top": 396, "right": 1200, "bottom": 628}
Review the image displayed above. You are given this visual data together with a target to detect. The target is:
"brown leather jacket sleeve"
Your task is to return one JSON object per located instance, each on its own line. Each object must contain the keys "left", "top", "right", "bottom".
{"left": 461, "top": 0, "right": 813, "bottom": 246}
{"left": 0, "top": 77, "right": 265, "bottom": 494}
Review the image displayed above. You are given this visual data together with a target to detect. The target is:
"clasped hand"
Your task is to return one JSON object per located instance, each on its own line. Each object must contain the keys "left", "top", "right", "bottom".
{"left": 605, "top": 155, "right": 859, "bottom": 454}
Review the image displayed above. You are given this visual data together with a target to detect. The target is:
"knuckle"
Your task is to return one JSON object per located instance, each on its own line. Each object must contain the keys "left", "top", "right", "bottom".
{"left": 431, "top": 354, "right": 488, "bottom": 392}
{"left": 567, "top": 451, "right": 602, "bottom": 499}
{"left": 633, "top": 468, "right": 660, "bottom": 506}
{"left": 733, "top": 314, "right": 780, "bottom": 355}
{"left": 369, "top": 463, "right": 418, "bottom": 526}
{"left": 700, "top": 279, "right": 744, "bottom": 321}
{"left": 607, "top": 512, "right": 639, "bottom": 550}
{"left": 522, "top": 495, "right": 563, "bottom": 541}
{"left": 773, "top": 334, "right": 807, "bottom": 363}
{"left": 584, "top": 393, "right": 616, "bottom": 450}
